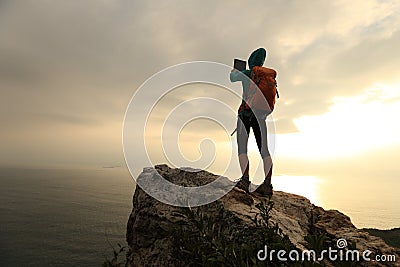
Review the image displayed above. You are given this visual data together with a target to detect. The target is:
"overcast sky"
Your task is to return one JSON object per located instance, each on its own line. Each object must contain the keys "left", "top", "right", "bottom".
{"left": 1, "top": 0, "right": 400, "bottom": 176}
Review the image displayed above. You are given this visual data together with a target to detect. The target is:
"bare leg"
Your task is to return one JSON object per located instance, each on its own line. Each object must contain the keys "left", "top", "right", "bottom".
{"left": 238, "top": 153, "right": 249, "bottom": 177}
{"left": 262, "top": 155, "right": 273, "bottom": 185}
{"left": 251, "top": 155, "right": 273, "bottom": 196}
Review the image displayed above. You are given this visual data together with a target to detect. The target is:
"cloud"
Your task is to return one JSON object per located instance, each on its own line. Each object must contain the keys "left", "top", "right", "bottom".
{"left": 276, "top": 83, "right": 400, "bottom": 160}
{"left": 0, "top": 0, "right": 399, "bottom": 167}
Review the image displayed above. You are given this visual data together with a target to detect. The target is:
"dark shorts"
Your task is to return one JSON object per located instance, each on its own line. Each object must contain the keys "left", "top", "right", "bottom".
{"left": 237, "top": 109, "right": 270, "bottom": 158}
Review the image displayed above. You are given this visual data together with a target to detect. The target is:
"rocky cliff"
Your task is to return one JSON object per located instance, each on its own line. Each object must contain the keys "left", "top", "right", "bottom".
{"left": 126, "top": 165, "right": 399, "bottom": 266}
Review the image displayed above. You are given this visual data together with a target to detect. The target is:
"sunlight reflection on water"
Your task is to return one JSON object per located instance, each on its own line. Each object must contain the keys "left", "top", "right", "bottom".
{"left": 272, "top": 175, "right": 321, "bottom": 205}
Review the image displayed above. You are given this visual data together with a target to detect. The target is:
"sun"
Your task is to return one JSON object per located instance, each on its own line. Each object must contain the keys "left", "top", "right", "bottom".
{"left": 276, "top": 83, "right": 400, "bottom": 160}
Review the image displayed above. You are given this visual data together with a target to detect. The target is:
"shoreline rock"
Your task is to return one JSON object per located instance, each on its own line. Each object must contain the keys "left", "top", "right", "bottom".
{"left": 126, "top": 165, "right": 399, "bottom": 266}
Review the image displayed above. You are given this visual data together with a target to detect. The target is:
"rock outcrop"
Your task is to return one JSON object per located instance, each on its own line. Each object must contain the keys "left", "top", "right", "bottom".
{"left": 126, "top": 165, "right": 399, "bottom": 266}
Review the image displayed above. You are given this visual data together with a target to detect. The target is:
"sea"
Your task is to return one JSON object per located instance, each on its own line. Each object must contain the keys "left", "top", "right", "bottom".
{"left": 0, "top": 167, "right": 134, "bottom": 267}
{"left": 0, "top": 167, "right": 398, "bottom": 266}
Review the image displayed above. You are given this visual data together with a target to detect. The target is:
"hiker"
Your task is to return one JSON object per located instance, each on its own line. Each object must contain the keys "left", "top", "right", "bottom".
{"left": 230, "top": 48, "right": 277, "bottom": 196}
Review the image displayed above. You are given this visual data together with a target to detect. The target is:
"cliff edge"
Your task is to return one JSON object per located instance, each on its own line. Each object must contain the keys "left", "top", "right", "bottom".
{"left": 126, "top": 165, "right": 399, "bottom": 266}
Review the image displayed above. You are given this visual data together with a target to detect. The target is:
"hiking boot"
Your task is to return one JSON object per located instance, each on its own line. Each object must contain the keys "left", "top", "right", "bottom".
{"left": 254, "top": 182, "right": 273, "bottom": 197}
{"left": 235, "top": 175, "right": 250, "bottom": 192}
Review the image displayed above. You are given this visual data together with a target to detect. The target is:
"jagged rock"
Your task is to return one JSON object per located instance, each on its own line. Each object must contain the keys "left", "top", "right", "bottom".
{"left": 126, "top": 165, "right": 399, "bottom": 266}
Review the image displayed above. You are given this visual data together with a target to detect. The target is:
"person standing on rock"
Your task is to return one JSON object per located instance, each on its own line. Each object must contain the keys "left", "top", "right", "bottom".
{"left": 230, "top": 48, "right": 278, "bottom": 197}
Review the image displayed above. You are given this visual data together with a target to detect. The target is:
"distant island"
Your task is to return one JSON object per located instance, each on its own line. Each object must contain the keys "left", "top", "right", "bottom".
{"left": 102, "top": 165, "right": 122, "bottom": 169}
{"left": 363, "top": 228, "right": 400, "bottom": 248}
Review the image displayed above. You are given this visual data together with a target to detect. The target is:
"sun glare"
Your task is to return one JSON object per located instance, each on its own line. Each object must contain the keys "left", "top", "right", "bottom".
{"left": 273, "top": 175, "right": 321, "bottom": 205}
{"left": 276, "top": 83, "right": 400, "bottom": 160}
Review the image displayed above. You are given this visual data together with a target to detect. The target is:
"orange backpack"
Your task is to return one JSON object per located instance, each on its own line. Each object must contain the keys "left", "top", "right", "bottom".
{"left": 248, "top": 66, "right": 278, "bottom": 112}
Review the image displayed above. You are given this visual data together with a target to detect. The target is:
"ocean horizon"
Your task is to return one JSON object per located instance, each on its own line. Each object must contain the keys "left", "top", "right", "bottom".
{"left": 0, "top": 167, "right": 398, "bottom": 266}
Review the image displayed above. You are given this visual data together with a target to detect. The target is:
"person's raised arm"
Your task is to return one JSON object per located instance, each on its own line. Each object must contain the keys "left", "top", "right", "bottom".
{"left": 230, "top": 69, "right": 245, "bottom": 82}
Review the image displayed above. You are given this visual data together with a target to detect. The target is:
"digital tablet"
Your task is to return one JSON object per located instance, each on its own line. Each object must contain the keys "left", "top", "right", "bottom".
{"left": 234, "top": 58, "right": 246, "bottom": 71}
